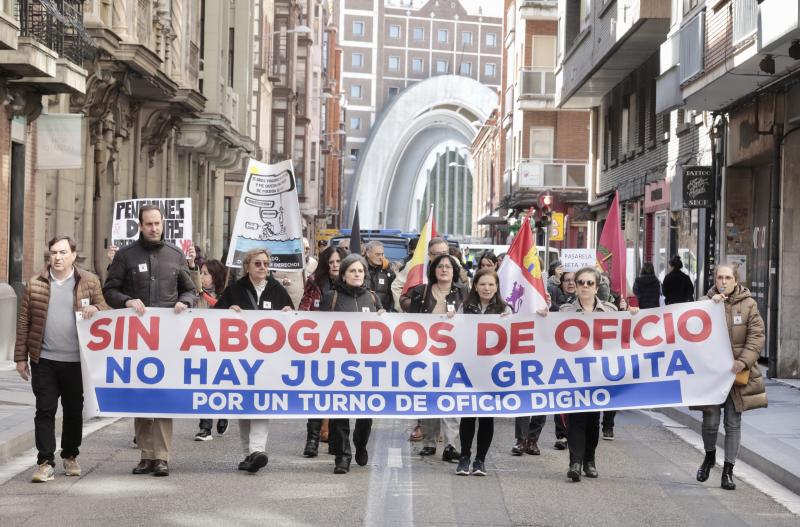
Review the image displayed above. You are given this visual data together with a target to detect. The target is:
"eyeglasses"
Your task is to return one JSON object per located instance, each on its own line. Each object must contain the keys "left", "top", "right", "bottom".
{"left": 251, "top": 260, "right": 269, "bottom": 268}
{"left": 576, "top": 279, "right": 596, "bottom": 287}
{"left": 436, "top": 264, "right": 453, "bottom": 270}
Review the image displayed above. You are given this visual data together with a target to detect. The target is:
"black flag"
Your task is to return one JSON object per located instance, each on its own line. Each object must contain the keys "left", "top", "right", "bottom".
{"left": 349, "top": 202, "right": 361, "bottom": 255}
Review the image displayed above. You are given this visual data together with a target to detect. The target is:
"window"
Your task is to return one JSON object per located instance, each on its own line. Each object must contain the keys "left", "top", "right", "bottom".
{"left": 388, "top": 86, "right": 399, "bottom": 98}
{"left": 351, "top": 148, "right": 360, "bottom": 160}
{"left": 532, "top": 36, "right": 556, "bottom": 69}
{"left": 438, "top": 28, "right": 448, "bottom": 43}
{"left": 228, "top": 28, "right": 235, "bottom": 87}
{"left": 351, "top": 52, "right": 363, "bottom": 68}
{"left": 436, "top": 59, "right": 448, "bottom": 73}
{"left": 484, "top": 62, "right": 496, "bottom": 77}
{"left": 223, "top": 197, "right": 232, "bottom": 251}
{"left": 413, "top": 26, "right": 424, "bottom": 41}
{"left": 529, "top": 127, "right": 554, "bottom": 160}
{"left": 580, "top": 0, "right": 591, "bottom": 32}
{"left": 389, "top": 24, "right": 401, "bottom": 39}
{"left": 621, "top": 105, "right": 629, "bottom": 156}
{"left": 412, "top": 57, "right": 424, "bottom": 72}
{"left": 388, "top": 55, "right": 400, "bottom": 71}
{"left": 459, "top": 62, "right": 472, "bottom": 75}
{"left": 627, "top": 93, "right": 637, "bottom": 154}
{"left": 462, "top": 31, "right": 473, "bottom": 46}
{"left": 350, "top": 117, "right": 361, "bottom": 130}
{"left": 353, "top": 20, "right": 365, "bottom": 36}
{"left": 683, "top": 0, "right": 698, "bottom": 15}
{"left": 350, "top": 84, "right": 362, "bottom": 99}
{"left": 486, "top": 32, "right": 497, "bottom": 47}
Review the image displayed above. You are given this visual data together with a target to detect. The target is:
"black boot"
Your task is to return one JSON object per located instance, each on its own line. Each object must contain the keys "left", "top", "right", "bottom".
{"left": 721, "top": 462, "right": 736, "bottom": 490}
{"left": 696, "top": 450, "right": 715, "bottom": 482}
{"left": 303, "top": 420, "right": 321, "bottom": 457}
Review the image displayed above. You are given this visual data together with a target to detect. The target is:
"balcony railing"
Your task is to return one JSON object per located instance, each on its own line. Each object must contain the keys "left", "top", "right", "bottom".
{"left": 517, "top": 159, "right": 588, "bottom": 189}
{"left": 732, "top": 0, "right": 758, "bottom": 47}
{"left": 15, "top": 0, "right": 90, "bottom": 65}
{"left": 519, "top": 68, "right": 555, "bottom": 97}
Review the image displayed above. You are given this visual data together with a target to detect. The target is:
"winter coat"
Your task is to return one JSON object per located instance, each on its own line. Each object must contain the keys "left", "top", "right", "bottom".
{"left": 15, "top": 267, "right": 110, "bottom": 364}
{"left": 365, "top": 261, "right": 396, "bottom": 312}
{"left": 319, "top": 281, "right": 382, "bottom": 313}
{"left": 461, "top": 297, "right": 512, "bottom": 315}
{"left": 403, "top": 282, "right": 469, "bottom": 314}
{"left": 103, "top": 238, "right": 196, "bottom": 309}
{"left": 299, "top": 274, "right": 333, "bottom": 311}
{"left": 633, "top": 274, "right": 662, "bottom": 309}
{"left": 214, "top": 274, "right": 294, "bottom": 311}
{"left": 547, "top": 275, "right": 568, "bottom": 309}
{"left": 662, "top": 268, "right": 695, "bottom": 304}
{"left": 692, "top": 285, "right": 767, "bottom": 413}
{"left": 559, "top": 296, "right": 618, "bottom": 313}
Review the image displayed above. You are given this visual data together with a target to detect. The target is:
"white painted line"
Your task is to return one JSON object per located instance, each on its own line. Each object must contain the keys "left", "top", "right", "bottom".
{"left": 387, "top": 447, "right": 403, "bottom": 468}
{"left": 640, "top": 410, "right": 800, "bottom": 516}
{"left": 0, "top": 417, "right": 120, "bottom": 486}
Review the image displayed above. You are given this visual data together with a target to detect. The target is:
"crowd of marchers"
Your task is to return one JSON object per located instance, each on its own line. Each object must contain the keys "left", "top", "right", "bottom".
{"left": 14, "top": 205, "right": 766, "bottom": 491}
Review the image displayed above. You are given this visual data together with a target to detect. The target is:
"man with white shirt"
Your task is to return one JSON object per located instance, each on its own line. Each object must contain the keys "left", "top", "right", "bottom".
{"left": 15, "top": 236, "right": 109, "bottom": 482}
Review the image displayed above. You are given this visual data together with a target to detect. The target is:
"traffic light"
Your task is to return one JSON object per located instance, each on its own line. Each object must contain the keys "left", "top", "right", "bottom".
{"left": 538, "top": 191, "right": 554, "bottom": 227}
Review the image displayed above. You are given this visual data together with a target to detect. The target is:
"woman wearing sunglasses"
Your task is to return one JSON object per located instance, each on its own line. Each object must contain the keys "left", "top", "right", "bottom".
{"left": 559, "top": 267, "right": 638, "bottom": 482}
{"left": 214, "top": 249, "right": 294, "bottom": 474}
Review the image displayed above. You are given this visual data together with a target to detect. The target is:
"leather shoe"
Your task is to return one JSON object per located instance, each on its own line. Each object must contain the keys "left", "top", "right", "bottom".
{"left": 442, "top": 445, "right": 460, "bottom": 463}
{"left": 355, "top": 447, "right": 369, "bottom": 466}
{"left": 511, "top": 439, "right": 525, "bottom": 456}
{"left": 132, "top": 459, "right": 155, "bottom": 475}
{"left": 153, "top": 459, "right": 169, "bottom": 477}
{"left": 238, "top": 455, "right": 252, "bottom": 471}
{"left": 333, "top": 457, "right": 350, "bottom": 474}
{"left": 303, "top": 440, "right": 319, "bottom": 458}
{"left": 583, "top": 460, "right": 598, "bottom": 478}
{"left": 525, "top": 441, "right": 541, "bottom": 455}
{"left": 567, "top": 462, "right": 582, "bottom": 482}
{"left": 247, "top": 451, "right": 268, "bottom": 473}
{"left": 419, "top": 446, "right": 436, "bottom": 456}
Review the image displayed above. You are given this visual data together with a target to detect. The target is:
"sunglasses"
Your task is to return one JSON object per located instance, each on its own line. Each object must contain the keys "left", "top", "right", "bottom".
{"left": 251, "top": 260, "right": 269, "bottom": 268}
{"left": 576, "top": 279, "right": 596, "bottom": 287}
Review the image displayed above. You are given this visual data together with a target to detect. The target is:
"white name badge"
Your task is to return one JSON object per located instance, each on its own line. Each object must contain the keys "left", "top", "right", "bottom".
{"left": 263, "top": 301, "right": 272, "bottom": 309}
{"left": 138, "top": 263, "right": 148, "bottom": 272}
{"left": 80, "top": 298, "right": 90, "bottom": 307}
{"left": 447, "top": 303, "right": 455, "bottom": 312}
{"left": 361, "top": 307, "right": 370, "bottom": 312}
{"left": 314, "top": 299, "right": 320, "bottom": 308}
{"left": 733, "top": 315, "right": 743, "bottom": 325}
{"left": 378, "top": 278, "right": 385, "bottom": 285}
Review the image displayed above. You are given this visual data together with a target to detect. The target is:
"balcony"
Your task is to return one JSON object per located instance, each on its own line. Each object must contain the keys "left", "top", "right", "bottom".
{"left": 517, "top": 159, "right": 588, "bottom": 190}
{"left": 519, "top": 0, "right": 557, "bottom": 21}
{"left": 518, "top": 68, "right": 555, "bottom": 109}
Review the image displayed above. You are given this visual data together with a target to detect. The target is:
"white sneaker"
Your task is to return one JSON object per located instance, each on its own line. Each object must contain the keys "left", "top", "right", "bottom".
{"left": 32, "top": 463, "right": 55, "bottom": 482}
{"left": 63, "top": 457, "right": 81, "bottom": 476}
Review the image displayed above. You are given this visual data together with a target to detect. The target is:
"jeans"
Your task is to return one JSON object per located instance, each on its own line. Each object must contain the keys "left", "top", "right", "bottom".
{"left": 514, "top": 415, "right": 546, "bottom": 442}
{"left": 567, "top": 412, "right": 600, "bottom": 464}
{"left": 421, "top": 418, "right": 460, "bottom": 449}
{"left": 31, "top": 358, "right": 83, "bottom": 466}
{"left": 459, "top": 417, "right": 494, "bottom": 461}
{"left": 701, "top": 394, "right": 742, "bottom": 464}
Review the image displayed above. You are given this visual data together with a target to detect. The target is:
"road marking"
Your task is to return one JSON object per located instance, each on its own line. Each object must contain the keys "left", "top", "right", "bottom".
{"left": 640, "top": 410, "right": 800, "bottom": 515}
{"left": 387, "top": 447, "right": 403, "bottom": 468}
{"left": 0, "top": 417, "right": 119, "bottom": 486}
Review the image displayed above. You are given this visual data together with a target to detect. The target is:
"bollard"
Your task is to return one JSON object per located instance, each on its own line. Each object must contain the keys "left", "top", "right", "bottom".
{"left": 0, "top": 283, "right": 17, "bottom": 371}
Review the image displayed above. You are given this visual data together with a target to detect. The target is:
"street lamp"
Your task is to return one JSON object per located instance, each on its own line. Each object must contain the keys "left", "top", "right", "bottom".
{"left": 265, "top": 25, "right": 312, "bottom": 37}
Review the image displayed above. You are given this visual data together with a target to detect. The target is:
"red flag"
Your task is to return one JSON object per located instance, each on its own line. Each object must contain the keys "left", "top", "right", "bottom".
{"left": 597, "top": 192, "right": 628, "bottom": 298}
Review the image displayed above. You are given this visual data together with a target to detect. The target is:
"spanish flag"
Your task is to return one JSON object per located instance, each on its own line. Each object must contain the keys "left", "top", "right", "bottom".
{"left": 402, "top": 205, "right": 436, "bottom": 294}
{"left": 498, "top": 213, "right": 548, "bottom": 313}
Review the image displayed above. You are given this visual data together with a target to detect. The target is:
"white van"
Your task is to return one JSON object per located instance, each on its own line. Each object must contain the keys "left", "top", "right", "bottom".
{"left": 463, "top": 244, "right": 559, "bottom": 267}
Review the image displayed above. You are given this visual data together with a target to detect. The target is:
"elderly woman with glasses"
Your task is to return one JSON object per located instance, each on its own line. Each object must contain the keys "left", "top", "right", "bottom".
{"left": 559, "top": 267, "right": 638, "bottom": 482}
{"left": 214, "top": 249, "right": 294, "bottom": 474}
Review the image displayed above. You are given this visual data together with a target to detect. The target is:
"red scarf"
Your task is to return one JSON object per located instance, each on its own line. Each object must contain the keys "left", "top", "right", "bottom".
{"left": 202, "top": 291, "right": 218, "bottom": 307}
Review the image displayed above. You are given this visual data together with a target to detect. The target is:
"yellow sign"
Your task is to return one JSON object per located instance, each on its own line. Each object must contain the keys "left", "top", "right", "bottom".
{"left": 550, "top": 212, "right": 565, "bottom": 241}
{"left": 317, "top": 229, "right": 340, "bottom": 242}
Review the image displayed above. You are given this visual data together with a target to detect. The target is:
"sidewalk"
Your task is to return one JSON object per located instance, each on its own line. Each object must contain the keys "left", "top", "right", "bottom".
{"left": 656, "top": 378, "right": 800, "bottom": 496}
{"left": 0, "top": 368, "right": 61, "bottom": 464}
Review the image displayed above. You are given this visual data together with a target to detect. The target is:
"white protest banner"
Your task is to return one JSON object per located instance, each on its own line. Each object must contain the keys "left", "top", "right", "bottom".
{"left": 78, "top": 301, "right": 734, "bottom": 418}
{"left": 226, "top": 159, "right": 303, "bottom": 270}
{"left": 560, "top": 249, "right": 597, "bottom": 272}
{"left": 111, "top": 198, "right": 193, "bottom": 256}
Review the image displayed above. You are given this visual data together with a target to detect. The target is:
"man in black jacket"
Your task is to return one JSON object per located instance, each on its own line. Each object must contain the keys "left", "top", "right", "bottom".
{"left": 103, "top": 204, "right": 196, "bottom": 477}
{"left": 364, "top": 241, "right": 396, "bottom": 312}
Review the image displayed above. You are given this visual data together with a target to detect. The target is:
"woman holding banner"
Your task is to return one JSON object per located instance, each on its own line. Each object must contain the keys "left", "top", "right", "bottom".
{"left": 455, "top": 268, "right": 512, "bottom": 476}
{"left": 559, "top": 267, "right": 637, "bottom": 482}
{"left": 404, "top": 253, "right": 469, "bottom": 463}
{"left": 319, "top": 254, "right": 385, "bottom": 474}
{"left": 192, "top": 259, "right": 231, "bottom": 441}
{"left": 694, "top": 264, "right": 766, "bottom": 491}
{"left": 214, "top": 249, "right": 294, "bottom": 474}
{"left": 299, "top": 245, "right": 348, "bottom": 457}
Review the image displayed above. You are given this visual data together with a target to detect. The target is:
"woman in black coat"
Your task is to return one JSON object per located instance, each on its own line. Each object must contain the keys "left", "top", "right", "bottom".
{"left": 319, "top": 253, "right": 385, "bottom": 474}
{"left": 662, "top": 255, "right": 695, "bottom": 304}
{"left": 632, "top": 262, "right": 662, "bottom": 309}
{"left": 214, "top": 249, "right": 293, "bottom": 474}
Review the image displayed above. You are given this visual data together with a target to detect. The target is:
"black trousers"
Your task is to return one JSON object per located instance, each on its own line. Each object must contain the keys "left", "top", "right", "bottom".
{"left": 514, "top": 415, "right": 546, "bottom": 442}
{"left": 198, "top": 418, "right": 228, "bottom": 431}
{"left": 330, "top": 418, "right": 372, "bottom": 463}
{"left": 459, "top": 417, "right": 494, "bottom": 461}
{"left": 31, "top": 358, "right": 83, "bottom": 466}
{"left": 602, "top": 411, "right": 617, "bottom": 430}
{"left": 554, "top": 414, "right": 567, "bottom": 439}
{"left": 567, "top": 412, "right": 600, "bottom": 464}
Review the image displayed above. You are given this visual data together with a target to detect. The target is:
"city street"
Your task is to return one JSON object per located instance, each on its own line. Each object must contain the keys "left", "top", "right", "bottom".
{"left": 0, "top": 413, "right": 797, "bottom": 526}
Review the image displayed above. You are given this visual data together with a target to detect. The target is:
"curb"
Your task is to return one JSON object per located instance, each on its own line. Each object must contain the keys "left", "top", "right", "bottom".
{"left": 0, "top": 416, "right": 62, "bottom": 465}
{"left": 655, "top": 407, "right": 800, "bottom": 496}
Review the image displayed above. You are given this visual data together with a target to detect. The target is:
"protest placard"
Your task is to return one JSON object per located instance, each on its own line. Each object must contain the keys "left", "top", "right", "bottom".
{"left": 225, "top": 159, "right": 303, "bottom": 270}
{"left": 111, "top": 198, "right": 193, "bottom": 256}
{"left": 560, "top": 248, "right": 596, "bottom": 271}
{"left": 78, "top": 302, "right": 734, "bottom": 418}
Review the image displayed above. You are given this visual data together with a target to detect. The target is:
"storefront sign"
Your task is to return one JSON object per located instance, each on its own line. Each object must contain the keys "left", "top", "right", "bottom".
{"left": 683, "top": 166, "right": 714, "bottom": 208}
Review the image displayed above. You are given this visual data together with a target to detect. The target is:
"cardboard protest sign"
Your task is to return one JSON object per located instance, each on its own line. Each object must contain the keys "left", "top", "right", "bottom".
{"left": 560, "top": 249, "right": 596, "bottom": 272}
{"left": 225, "top": 159, "right": 303, "bottom": 270}
{"left": 111, "top": 198, "right": 192, "bottom": 255}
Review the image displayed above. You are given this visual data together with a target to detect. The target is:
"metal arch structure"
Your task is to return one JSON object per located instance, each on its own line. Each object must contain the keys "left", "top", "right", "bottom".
{"left": 348, "top": 75, "right": 498, "bottom": 229}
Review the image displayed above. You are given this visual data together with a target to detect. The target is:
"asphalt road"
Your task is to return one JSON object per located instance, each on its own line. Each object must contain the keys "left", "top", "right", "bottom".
{"left": 0, "top": 412, "right": 797, "bottom": 527}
